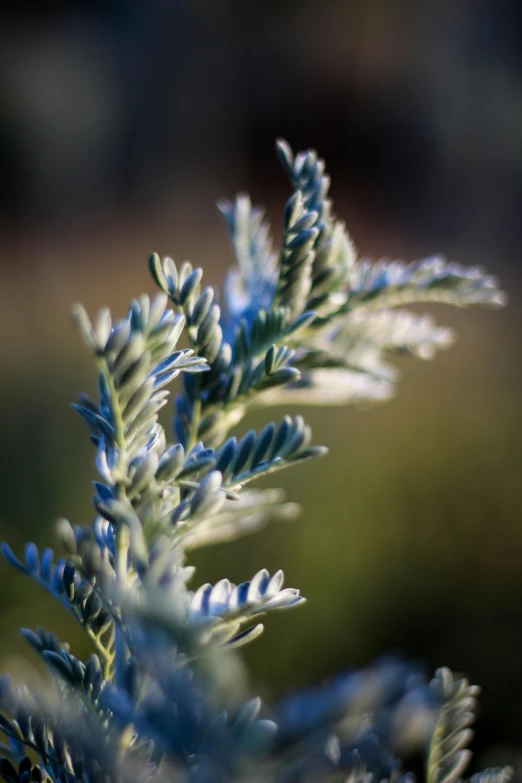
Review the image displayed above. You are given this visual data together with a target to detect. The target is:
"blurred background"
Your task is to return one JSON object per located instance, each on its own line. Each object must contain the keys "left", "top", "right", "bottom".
{"left": 1, "top": 0, "right": 522, "bottom": 774}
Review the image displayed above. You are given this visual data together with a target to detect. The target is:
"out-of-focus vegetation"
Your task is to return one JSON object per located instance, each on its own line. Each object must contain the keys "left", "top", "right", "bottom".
{"left": 1, "top": 0, "right": 522, "bottom": 773}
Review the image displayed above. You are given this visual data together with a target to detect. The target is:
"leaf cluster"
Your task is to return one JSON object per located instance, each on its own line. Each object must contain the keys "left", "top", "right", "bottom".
{"left": 0, "top": 142, "right": 511, "bottom": 783}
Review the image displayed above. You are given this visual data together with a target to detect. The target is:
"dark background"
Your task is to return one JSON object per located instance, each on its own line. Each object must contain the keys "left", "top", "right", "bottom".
{"left": 1, "top": 1, "right": 522, "bottom": 775}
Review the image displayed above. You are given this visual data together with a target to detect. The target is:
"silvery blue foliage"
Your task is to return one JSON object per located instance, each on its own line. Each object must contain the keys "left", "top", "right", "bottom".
{"left": 0, "top": 142, "right": 512, "bottom": 783}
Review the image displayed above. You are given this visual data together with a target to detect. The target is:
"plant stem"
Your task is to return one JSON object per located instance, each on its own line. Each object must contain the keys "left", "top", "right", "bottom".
{"left": 99, "top": 359, "right": 130, "bottom": 687}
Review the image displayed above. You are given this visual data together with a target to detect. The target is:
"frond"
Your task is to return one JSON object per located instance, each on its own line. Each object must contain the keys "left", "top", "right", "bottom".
{"left": 181, "top": 488, "right": 300, "bottom": 550}
{"left": 161, "top": 418, "right": 324, "bottom": 547}
{"left": 218, "top": 194, "right": 278, "bottom": 325}
{"left": 188, "top": 568, "right": 304, "bottom": 647}
{"left": 222, "top": 341, "right": 300, "bottom": 406}
{"left": 1, "top": 544, "right": 115, "bottom": 674}
{"left": 149, "top": 254, "right": 226, "bottom": 366}
{"left": 274, "top": 190, "right": 318, "bottom": 317}
{"left": 279, "top": 309, "right": 455, "bottom": 397}
{"left": 427, "top": 667, "right": 477, "bottom": 783}
{"left": 215, "top": 415, "right": 327, "bottom": 489}
{"left": 332, "top": 309, "right": 455, "bottom": 362}
{"left": 231, "top": 307, "right": 315, "bottom": 366}
{"left": 346, "top": 256, "right": 506, "bottom": 313}
{"left": 276, "top": 139, "right": 333, "bottom": 250}
{"left": 259, "top": 367, "right": 395, "bottom": 408}
{"left": 149, "top": 254, "right": 236, "bottom": 447}
{"left": 20, "top": 629, "right": 109, "bottom": 724}
{"left": 276, "top": 139, "right": 357, "bottom": 312}
{"left": 72, "top": 293, "right": 206, "bottom": 461}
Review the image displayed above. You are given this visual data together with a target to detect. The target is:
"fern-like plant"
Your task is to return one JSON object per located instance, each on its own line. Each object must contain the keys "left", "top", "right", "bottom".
{"left": 0, "top": 141, "right": 513, "bottom": 783}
